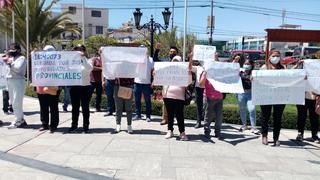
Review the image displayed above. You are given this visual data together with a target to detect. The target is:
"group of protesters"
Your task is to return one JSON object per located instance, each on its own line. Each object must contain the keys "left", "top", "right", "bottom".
{"left": 1, "top": 42, "right": 319, "bottom": 147}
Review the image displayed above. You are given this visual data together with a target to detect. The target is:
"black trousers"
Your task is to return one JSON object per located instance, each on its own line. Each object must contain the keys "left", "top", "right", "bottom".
{"left": 2, "top": 90, "right": 9, "bottom": 112}
{"left": 195, "top": 87, "right": 204, "bottom": 123}
{"left": 260, "top": 105, "right": 286, "bottom": 141}
{"left": 164, "top": 98, "right": 185, "bottom": 133}
{"left": 70, "top": 86, "right": 91, "bottom": 130}
{"left": 90, "top": 82, "right": 102, "bottom": 110}
{"left": 37, "top": 92, "right": 60, "bottom": 129}
{"left": 297, "top": 99, "right": 319, "bottom": 137}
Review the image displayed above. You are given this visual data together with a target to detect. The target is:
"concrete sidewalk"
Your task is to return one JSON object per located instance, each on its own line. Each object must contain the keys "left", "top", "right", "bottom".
{"left": 0, "top": 95, "right": 319, "bottom": 180}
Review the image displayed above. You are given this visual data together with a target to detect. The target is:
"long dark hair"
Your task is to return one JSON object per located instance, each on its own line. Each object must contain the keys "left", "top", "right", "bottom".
{"left": 267, "top": 49, "right": 284, "bottom": 69}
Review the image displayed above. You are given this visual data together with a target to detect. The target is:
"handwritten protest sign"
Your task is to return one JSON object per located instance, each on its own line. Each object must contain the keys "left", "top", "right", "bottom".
{"left": 32, "top": 51, "right": 83, "bottom": 86}
{"left": 153, "top": 62, "right": 190, "bottom": 86}
{"left": 193, "top": 45, "right": 216, "bottom": 62}
{"left": 102, "top": 46, "right": 148, "bottom": 63}
{"left": 101, "top": 46, "right": 148, "bottom": 79}
{"left": 0, "top": 54, "right": 8, "bottom": 89}
{"left": 204, "top": 61, "right": 244, "bottom": 93}
{"left": 252, "top": 69, "right": 306, "bottom": 105}
{"left": 303, "top": 59, "right": 320, "bottom": 94}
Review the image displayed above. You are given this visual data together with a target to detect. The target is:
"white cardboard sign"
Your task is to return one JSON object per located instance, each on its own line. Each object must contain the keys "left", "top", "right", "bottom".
{"left": 193, "top": 45, "right": 216, "bottom": 62}
{"left": 153, "top": 62, "right": 190, "bottom": 86}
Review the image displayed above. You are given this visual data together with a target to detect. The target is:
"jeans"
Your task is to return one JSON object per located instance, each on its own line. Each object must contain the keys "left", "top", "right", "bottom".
{"left": 63, "top": 86, "right": 70, "bottom": 110}
{"left": 90, "top": 82, "right": 103, "bottom": 110}
{"left": 37, "top": 92, "right": 60, "bottom": 129}
{"left": 7, "top": 79, "right": 26, "bottom": 123}
{"left": 70, "top": 86, "right": 91, "bottom": 130}
{"left": 2, "top": 90, "right": 9, "bottom": 112}
{"left": 195, "top": 87, "right": 204, "bottom": 123}
{"left": 297, "top": 99, "right": 319, "bottom": 137}
{"left": 164, "top": 98, "right": 185, "bottom": 133}
{"left": 114, "top": 85, "right": 133, "bottom": 125}
{"left": 236, "top": 91, "right": 256, "bottom": 127}
{"left": 203, "top": 97, "right": 223, "bottom": 135}
{"left": 105, "top": 80, "right": 115, "bottom": 113}
{"left": 134, "top": 83, "right": 152, "bottom": 118}
{"left": 260, "top": 104, "right": 286, "bottom": 141}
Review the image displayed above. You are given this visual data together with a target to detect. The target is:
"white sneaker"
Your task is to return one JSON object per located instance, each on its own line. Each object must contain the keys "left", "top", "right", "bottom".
{"left": 239, "top": 125, "right": 247, "bottom": 132}
{"left": 115, "top": 124, "right": 121, "bottom": 133}
{"left": 146, "top": 118, "right": 151, "bottom": 122}
{"left": 179, "top": 132, "right": 189, "bottom": 141}
{"left": 127, "top": 125, "right": 133, "bottom": 134}
{"left": 251, "top": 127, "right": 258, "bottom": 134}
{"left": 165, "top": 130, "right": 173, "bottom": 139}
{"left": 7, "top": 122, "right": 18, "bottom": 129}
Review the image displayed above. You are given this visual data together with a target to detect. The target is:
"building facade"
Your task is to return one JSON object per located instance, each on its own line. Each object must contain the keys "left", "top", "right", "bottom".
{"left": 61, "top": 4, "right": 109, "bottom": 40}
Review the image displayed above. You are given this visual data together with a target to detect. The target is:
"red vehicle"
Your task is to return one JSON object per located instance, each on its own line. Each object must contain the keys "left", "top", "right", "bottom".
{"left": 281, "top": 46, "right": 320, "bottom": 65}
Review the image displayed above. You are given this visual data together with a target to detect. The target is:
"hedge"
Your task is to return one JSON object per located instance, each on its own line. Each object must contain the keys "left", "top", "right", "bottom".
{"left": 25, "top": 85, "right": 311, "bottom": 130}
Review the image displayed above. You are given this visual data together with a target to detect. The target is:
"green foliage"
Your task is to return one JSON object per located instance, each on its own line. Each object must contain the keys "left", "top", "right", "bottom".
{"left": 66, "top": 35, "right": 118, "bottom": 56}
{"left": 0, "top": 0, "right": 80, "bottom": 51}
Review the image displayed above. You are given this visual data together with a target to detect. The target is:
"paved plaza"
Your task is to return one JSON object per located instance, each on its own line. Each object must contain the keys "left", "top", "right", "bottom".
{"left": 0, "top": 95, "right": 319, "bottom": 180}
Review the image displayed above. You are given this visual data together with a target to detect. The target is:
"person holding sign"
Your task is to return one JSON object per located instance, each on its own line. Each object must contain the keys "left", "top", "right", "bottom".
{"left": 259, "top": 50, "right": 286, "bottom": 146}
{"left": 237, "top": 58, "right": 257, "bottom": 133}
{"left": 1, "top": 51, "right": 13, "bottom": 115}
{"left": 199, "top": 65, "right": 224, "bottom": 139}
{"left": 4, "top": 43, "right": 27, "bottom": 129}
{"left": 68, "top": 45, "right": 93, "bottom": 134}
{"left": 90, "top": 48, "right": 103, "bottom": 112}
{"left": 162, "top": 55, "right": 191, "bottom": 141}
{"left": 36, "top": 45, "right": 60, "bottom": 133}
{"left": 114, "top": 78, "right": 135, "bottom": 134}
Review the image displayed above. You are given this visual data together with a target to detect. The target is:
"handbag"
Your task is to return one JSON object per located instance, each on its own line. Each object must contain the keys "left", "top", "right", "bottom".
{"left": 117, "top": 79, "right": 133, "bottom": 100}
{"left": 316, "top": 95, "right": 320, "bottom": 115}
{"left": 43, "top": 87, "right": 58, "bottom": 96}
{"left": 185, "top": 72, "right": 196, "bottom": 106}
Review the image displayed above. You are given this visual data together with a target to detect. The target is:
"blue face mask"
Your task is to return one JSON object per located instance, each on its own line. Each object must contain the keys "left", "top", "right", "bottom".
{"left": 243, "top": 64, "right": 252, "bottom": 71}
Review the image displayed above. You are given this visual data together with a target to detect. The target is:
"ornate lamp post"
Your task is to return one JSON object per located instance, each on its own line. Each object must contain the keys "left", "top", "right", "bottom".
{"left": 133, "top": 8, "right": 171, "bottom": 56}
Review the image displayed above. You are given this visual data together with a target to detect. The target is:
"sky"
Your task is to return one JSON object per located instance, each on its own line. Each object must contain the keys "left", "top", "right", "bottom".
{"left": 49, "top": 0, "right": 320, "bottom": 41}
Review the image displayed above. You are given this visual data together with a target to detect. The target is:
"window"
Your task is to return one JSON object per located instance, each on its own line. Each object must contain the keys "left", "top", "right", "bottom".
{"left": 68, "top": 6, "right": 76, "bottom": 14}
{"left": 96, "top": 26, "right": 103, "bottom": 34}
{"left": 91, "top": 10, "right": 101, "bottom": 17}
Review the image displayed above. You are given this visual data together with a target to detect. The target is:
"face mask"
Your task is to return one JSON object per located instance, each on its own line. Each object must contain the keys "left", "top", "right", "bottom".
{"left": 270, "top": 57, "right": 280, "bottom": 64}
{"left": 243, "top": 65, "right": 252, "bottom": 71}
{"left": 169, "top": 54, "right": 176, "bottom": 60}
{"left": 8, "top": 50, "right": 19, "bottom": 57}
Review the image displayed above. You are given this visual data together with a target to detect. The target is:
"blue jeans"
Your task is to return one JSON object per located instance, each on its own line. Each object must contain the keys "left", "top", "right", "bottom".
{"left": 63, "top": 86, "right": 70, "bottom": 109}
{"left": 134, "top": 83, "right": 152, "bottom": 118}
{"left": 236, "top": 91, "right": 256, "bottom": 127}
{"left": 105, "top": 80, "right": 115, "bottom": 113}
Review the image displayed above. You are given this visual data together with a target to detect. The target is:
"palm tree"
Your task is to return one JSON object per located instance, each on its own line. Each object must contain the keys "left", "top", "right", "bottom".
{"left": 0, "top": 0, "right": 79, "bottom": 50}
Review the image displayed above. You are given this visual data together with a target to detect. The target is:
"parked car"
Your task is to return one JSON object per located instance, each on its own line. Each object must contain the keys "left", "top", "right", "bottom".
{"left": 281, "top": 46, "right": 320, "bottom": 65}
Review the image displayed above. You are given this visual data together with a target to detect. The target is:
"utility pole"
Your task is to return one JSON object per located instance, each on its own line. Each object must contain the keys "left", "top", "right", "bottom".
{"left": 82, "top": 0, "right": 85, "bottom": 44}
{"left": 171, "top": 0, "right": 175, "bottom": 29}
{"left": 282, "top": 9, "right": 286, "bottom": 28}
{"left": 208, "top": 0, "right": 214, "bottom": 46}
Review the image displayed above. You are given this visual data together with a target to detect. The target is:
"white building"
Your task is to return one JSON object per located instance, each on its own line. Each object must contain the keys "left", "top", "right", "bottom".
{"left": 61, "top": 4, "right": 109, "bottom": 39}
{"left": 107, "top": 19, "right": 149, "bottom": 43}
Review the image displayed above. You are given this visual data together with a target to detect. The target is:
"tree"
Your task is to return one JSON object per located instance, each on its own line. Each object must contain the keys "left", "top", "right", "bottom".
{"left": 0, "top": 0, "right": 79, "bottom": 51}
{"left": 67, "top": 35, "right": 118, "bottom": 57}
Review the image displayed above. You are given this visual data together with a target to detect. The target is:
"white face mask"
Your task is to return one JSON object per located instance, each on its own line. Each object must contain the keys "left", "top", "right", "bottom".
{"left": 270, "top": 57, "right": 280, "bottom": 64}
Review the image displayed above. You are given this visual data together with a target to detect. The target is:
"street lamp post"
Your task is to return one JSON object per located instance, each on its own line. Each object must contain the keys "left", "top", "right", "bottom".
{"left": 133, "top": 8, "right": 171, "bottom": 56}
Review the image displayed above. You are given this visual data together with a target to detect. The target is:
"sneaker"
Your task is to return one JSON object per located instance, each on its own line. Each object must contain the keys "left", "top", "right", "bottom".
{"left": 146, "top": 118, "right": 151, "bottom": 122}
{"left": 127, "top": 125, "right": 133, "bottom": 134}
{"left": 179, "top": 132, "right": 189, "bottom": 141}
{"left": 39, "top": 126, "right": 49, "bottom": 132}
{"left": 7, "top": 120, "right": 27, "bottom": 129}
{"left": 8, "top": 105, "right": 13, "bottom": 113}
{"left": 63, "top": 107, "right": 68, "bottom": 112}
{"left": 68, "top": 126, "right": 78, "bottom": 133}
{"left": 312, "top": 136, "right": 320, "bottom": 143}
{"left": 194, "top": 122, "right": 201, "bottom": 129}
{"left": 204, "top": 130, "right": 211, "bottom": 139}
{"left": 17, "top": 121, "right": 28, "bottom": 128}
{"left": 296, "top": 133, "right": 304, "bottom": 142}
{"left": 115, "top": 124, "right": 121, "bottom": 133}
{"left": 239, "top": 125, "right": 247, "bottom": 132}
{"left": 165, "top": 130, "right": 173, "bottom": 139}
{"left": 132, "top": 115, "right": 142, "bottom": 121}
{"left": 273, "top": 140, "right": 280, "bottom": 147}
{"left": 251, "top": 127, "right": 259, "bottom": 134}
